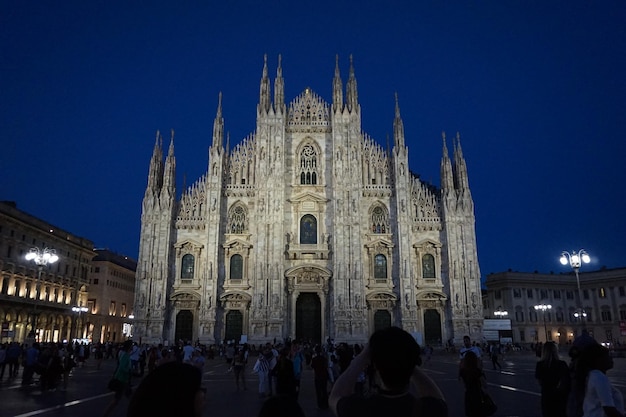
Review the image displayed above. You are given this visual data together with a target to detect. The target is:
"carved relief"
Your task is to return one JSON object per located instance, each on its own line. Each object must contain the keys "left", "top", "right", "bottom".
{"left": 366, "top": 293, "right": 397, "bottom": 309}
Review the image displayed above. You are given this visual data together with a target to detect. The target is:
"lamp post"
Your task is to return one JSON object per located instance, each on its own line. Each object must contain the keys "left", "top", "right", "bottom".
{"left": 560, "top": 249, "right": 591, "bottom": 329}
{"left": 24, "top": 247, "right": 59, "bottom": 342}
{"left": 126, "top": 314, "right": 135, "bottom": 340}
{"left": 534, "top": 304, "right": 552, "bottom": 342}
{"left": 494, "top": 308, "right": 508, "bottom": 318}
{"left": 72, "top": 306, "right": 88, "bottom": 341}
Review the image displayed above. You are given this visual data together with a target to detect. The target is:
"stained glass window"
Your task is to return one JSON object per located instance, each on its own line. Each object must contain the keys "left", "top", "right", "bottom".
{"left": 230, "top": 255, "right": 243, "bottom": 280}
{"left": 374, "top": 254, "right": 387, "bottom": 279}
{"left": 422, "top": 254, "right": 435, "bottom": 278}
{"left": 181, "top": 254, "right": 194, "bottom": 280}
{"left": 300, "top": 215, "right": 317, "bottom": 244}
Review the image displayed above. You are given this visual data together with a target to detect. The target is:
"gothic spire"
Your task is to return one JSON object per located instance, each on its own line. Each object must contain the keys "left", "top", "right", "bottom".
{"left": 453, "top": 132, "right": 470, "bottom": 190}
{"left": 212, "top": 92, "right": 224, "bottom": 149}
{"left": 146, "top": 130, "right": 164, "bottom": 195}
{"left": 332, "top": 54, "right": 343, "bottom": 112}
{"left": 346, "top": 54, "right": 359, "bottom": 112}
{"left": 274, "top": 54, "right": 285, "bottom": 112}
{"left": 259, "top": 54, "right": 271, "bottom": 113}
{"left": 440, "top": 131, "right": 455, "bottom": 191}
{"left": 393, "top": 92, "right": 405, "bottom": 149}
{"left": 163, "top": 129, "right": 176, "bottom": 196}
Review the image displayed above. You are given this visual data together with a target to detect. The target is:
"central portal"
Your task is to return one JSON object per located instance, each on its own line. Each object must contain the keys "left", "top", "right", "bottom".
{"left": 295, "top": 292, "right": 321, "bottom": 343}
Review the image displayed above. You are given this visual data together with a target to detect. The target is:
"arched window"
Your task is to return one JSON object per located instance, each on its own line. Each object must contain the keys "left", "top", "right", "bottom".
{"left": 422, "top": 254, "right": 435, "bottom": 278}
{"left": 181, "top": 254, "right": 195, "bottom": 280}
{"left": 230, "top": 255, "right": 243, "bottom": 280}
{"left": 228, "top": 205, "right": 247, "bottom": 234}
{"left": 374, "top": 254, "right": 387, "bottom": 279}
{"left": 299, "top": 145, "right": 318, "bottom": 185}
{"left": 300, "top": 215, "right": 317, "bottom": 244}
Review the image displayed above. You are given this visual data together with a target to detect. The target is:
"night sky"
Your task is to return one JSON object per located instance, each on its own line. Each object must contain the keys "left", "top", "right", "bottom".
{"left": 2, "top": 1, "right": 625, "bottom": 279}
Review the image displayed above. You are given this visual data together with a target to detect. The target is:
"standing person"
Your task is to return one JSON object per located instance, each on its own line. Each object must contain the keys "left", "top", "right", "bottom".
{"left": 60, "top": 343, "right": 75, "bottom": 391}
{"left": 182, "top": 340, "right": 195, "bottom": 364}
{"left": 232, "top": 346, "right": 247, "bottom": 391}
{"left": 6, "top": 342, "right": 21, "bottom": 378}
{"left": 581, "top": 343, "right": 625, "bottom": 417}
{"left": 102, "top": 340, "right": 132, "bottom": 417}
{"left": 291, "top": 342, "right": 304, "bottom": 398}
{"left": 267, "top": 343, "right": 279, "bottom": 395}
{"left": 0, "top": 343, "right": 6, "bottom": 381}
{"left": 191, "top": 349, "right": 206, "bottom": 372}
{"left": 459, "top": 336, "right": 482, "bottom": 368}
{"left": 225, "top": 343, "right": 235, "bottom": 372}
{"left": 535, "top": 341, "right": 569, "bottom": 417}
{"left": 76, "top": 342, "right": 85, "bottom": 367}
{"left": 311, "top": 345, "right": 330, "bottom": 409}
{"left": 330, "top": 326, "right": 448, "bottom": 417}
{"left": 127, "top": 361, "right": 205, "bottom": 417}
{"left": 274, "top": 347, "right": 297, "bottom": 398}
{"left": 21, "top": 343, "right": 39, "bottom": 386}
{"left": 423, "top": 345, "right": 434, "bottom": 367}
{"left": 129, "top": 342, "right": 140, "bottom": 375}
{"left": 459, "top": 351, "right": 492, "bottom": 417}
{"left": 253, "top": 347, "right": 271, "bottom": 398}
{"left": 567, "top": 330, "right": 598, "bottom": 417}
{"left": 94, "top": 342, "right": 104, "bottom": 370}
{"left": 490, "top": 343, "right": 502, "bottom": 371}
{"left": 147, "top": 346, "right": 159, "bottom": 373}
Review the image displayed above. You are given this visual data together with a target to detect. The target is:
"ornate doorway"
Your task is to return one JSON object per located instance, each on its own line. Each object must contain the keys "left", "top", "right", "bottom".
{"left": 296, "top": 293, "right": 321, "bottom": 343}
{"left": 373, "top": 310, "right": 392, "bottom": 331}
{"left": 175, "top": 310, "right": 193, "bottom": 342}
{"left": 423, "top": 309, "right": 442, "bottom": 345}
{"left": 224, "top": 310, "right": 243, "bottom": 343}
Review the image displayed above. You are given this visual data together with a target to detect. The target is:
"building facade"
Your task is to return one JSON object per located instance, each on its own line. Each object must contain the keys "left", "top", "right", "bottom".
{"left": 484, "top": 268, "right": 626, "bottom": 345}
{"left": 0, "top": 201, "right": 94, "bottom": 343}
{"left": 87, "top": 249, "right": 137, "bottom": 343}
{"left": 134, "top": 56, "right": 483, "bottom": 346}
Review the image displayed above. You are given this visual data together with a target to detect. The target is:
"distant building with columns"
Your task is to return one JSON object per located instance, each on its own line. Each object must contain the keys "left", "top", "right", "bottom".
{"left": 484, "top": 267, "right": 626, "bottom": 345}
{"left": 0, "top": 201, "right": 93, "bottom": 343}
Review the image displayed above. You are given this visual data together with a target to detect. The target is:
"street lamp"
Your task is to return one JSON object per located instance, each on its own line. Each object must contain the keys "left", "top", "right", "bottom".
{"left": 25, "top": 247, "right": 59, "bottom": 341}
{"left": 494, "top": 308, "right": 508, "bottom": 318}
{"left": 124, "top": 314, "right": 135, "bottom": 339}
{"left": 560, "top": 249, "right": 591, "bottom": 326}
{"left": 534, "top": 304, "right": 552, "bottom": 342}
{"left": 72, "top": 306, "right": 88, "bottom": 341}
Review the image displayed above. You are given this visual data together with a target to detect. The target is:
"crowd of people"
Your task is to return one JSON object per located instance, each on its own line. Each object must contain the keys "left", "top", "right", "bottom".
{"left": 534, "top": 330, "right": 625, "bottom": 417}
{"left": 0, "top": 340, "right": 93, "bottom": 391}
{"left": 2, "top": 330, "right": 624, "bottom": 417}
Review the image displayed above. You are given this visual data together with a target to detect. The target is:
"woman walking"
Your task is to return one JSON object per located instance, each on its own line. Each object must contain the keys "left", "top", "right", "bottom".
{"left": 253, "top": 347, "right": 271, "bottom": 398}
{"left": 459, "top": 350, "right": 492, "bottom": 417}
{"left": 535, "top": 342, "right": 569, "bottom": 417}
{"left": 232, "top": 346, "right": 247, "bottom": 391}
{"left": 102, "top": 340, "right": 133, "bottom": 417}
{"left": 274, "top": 347, "right": 297, "bottom": 398}
{"left": 581, "top": 343, "right": 624, "bottom": 417}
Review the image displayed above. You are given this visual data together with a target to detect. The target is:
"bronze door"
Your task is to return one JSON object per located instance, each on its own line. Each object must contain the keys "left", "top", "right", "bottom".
{"left": 423, "top": 309, "right": 442, "bottom": 345}
{"left": 374, "top": 310, "right": 392, "bottom": 331}
{"left": 296, "top": 293, "right": 321, "bottom": 343}
{"left": 175, "top": 310, "right": 193, "bottom": 342}
{"left": 224, "top": 310, "right": 243, "bottom": 344}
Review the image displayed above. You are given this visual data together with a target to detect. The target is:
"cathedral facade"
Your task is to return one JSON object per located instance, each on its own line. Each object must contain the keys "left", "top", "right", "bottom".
{"left": 133, "top": 56, "right": 483, "bottom": 347}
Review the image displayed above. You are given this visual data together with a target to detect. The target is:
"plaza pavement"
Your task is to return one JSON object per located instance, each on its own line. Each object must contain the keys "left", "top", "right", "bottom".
{"left": 0, "top": 347, "right": 625, "bottom": 417}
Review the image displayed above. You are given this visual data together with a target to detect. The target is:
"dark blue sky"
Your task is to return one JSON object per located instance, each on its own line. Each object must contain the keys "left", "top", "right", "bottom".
{"left": 2, "top": 1, "right": 625, "bottom": 277}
